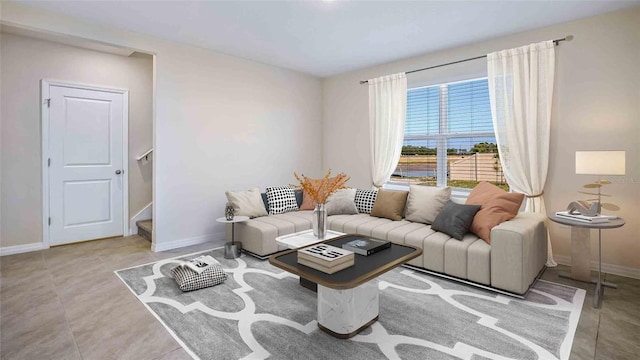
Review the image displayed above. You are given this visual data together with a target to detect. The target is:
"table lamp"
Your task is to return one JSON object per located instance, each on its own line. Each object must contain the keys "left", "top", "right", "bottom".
{"left": 575, "top": 150, "right": 625, "bottom": 215}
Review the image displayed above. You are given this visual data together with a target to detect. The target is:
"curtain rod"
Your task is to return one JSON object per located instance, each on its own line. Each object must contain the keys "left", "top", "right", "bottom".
{"left": 359, "top": 35, "right": 573, "bottom": 84}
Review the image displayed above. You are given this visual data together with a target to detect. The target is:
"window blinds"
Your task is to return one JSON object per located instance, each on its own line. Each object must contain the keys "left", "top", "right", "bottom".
{"left": 393, "top": 78, "right": 506, "bottom": 189}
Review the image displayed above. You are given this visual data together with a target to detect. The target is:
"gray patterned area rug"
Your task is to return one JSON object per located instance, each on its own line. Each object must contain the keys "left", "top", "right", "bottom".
{"left": 115, "top": 248, "right": 585, "bottom": 360}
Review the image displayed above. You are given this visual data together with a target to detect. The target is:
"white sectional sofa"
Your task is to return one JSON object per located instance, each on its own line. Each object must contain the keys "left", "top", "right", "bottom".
{"left": 232, "top": 209, "right": 547, "bottom": 296}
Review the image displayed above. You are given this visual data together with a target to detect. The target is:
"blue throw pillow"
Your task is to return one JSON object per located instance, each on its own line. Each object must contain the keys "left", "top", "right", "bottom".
{"left": 261, "top": 193, "right": 270, "bottom": 214}
{"left": 294, "top": 189, "right": 303, "bottom": 208}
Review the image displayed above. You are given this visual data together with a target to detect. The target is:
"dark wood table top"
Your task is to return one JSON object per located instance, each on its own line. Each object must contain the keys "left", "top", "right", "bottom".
{"left": 269, "top": 234, "right": 422, "bottom": 290}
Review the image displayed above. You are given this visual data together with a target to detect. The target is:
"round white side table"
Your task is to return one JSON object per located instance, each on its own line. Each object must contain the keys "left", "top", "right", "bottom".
{"left": 548, "top": 213, "right": 625, "bottom": 308}
{"left": 216, "top": 216, "right": 250, "bottom": 259}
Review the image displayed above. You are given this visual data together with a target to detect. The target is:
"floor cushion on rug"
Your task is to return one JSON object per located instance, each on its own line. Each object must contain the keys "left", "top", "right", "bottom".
{"left": 171, "top": 259, "right": 228, "bottom": 292}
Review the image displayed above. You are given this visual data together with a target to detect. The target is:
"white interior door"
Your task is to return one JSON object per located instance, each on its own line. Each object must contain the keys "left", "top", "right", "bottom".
{"left": 47, "top": 83, "right": 128, "bottom": 245}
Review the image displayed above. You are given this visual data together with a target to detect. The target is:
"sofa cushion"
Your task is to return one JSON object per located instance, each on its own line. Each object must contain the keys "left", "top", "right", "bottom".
{"left": 467, "top": 239, "right": 491, "bottom": 285}
{"left": 327, "top": 214, "right": 371, "bottom": 233}
{"left": 405, "top": 185, "right": 451, "bottom": 224}
{"left": 370, "top": 220, "right": 413, "bottom": 241}
{"left": 354, "top": 189, "right": 378, "bottom": 214}
{"left": 225, "top": 187, "right": 268, "bottom": 218}
{"left": 385, "top": 222, "right": 428, "bottom": 245}
{"left": 431, "top": 201, "right": 481, "bottom": 240}
{"left": 344, "top": 217, "right": 392, "bottom": 235}
{"left": 444, "top": 234, "right": 477, "bottom": 279}
{"left": 265, "top": 186, "right": 299, "bottom": 215}
{"left": 284, "top": 210, "right": 315, "bottom": 223}
{"left": 404, "top": 227, "right": 440, "bottom": 269}
{"left": 466, "top": 182, "right": 524, "bottom": 243}
{"left": 370, "top": 189, "right": 408, "bottom": 221}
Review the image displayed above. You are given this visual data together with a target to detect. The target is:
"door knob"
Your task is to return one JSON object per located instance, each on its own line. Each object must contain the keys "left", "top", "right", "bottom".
{"left": 115, "top": 170, "right": 122, "bottom": 175}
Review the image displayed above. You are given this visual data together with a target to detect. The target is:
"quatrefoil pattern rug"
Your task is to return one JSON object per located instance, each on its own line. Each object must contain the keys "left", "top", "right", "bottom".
{"left": 116, "top": 248, "right": 584, "bottom": 360}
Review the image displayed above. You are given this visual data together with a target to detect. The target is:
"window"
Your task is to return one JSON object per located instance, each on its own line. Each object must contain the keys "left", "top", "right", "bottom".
{"left": 392, "top": 78, "right": 507, "bottom": 190}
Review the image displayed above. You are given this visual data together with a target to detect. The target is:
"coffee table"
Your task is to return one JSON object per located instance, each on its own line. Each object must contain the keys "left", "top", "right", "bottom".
{"left": 275, "top": 229, "right": 345, "bottom": 291}
{"left": 269, "top": 234, "right": 421, "bottom": 339}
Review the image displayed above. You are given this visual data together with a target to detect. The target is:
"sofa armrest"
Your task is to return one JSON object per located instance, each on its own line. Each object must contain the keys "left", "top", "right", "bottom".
{"left": 490, "top": 212, "right": 548, "bottom": 295}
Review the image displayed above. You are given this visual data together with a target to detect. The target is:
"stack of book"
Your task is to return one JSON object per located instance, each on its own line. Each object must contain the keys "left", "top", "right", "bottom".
{"left": 297, "top": 244, "right": 355, "bottom": 274}
{"left": 342, "top": 237, "right": 391, "bottom": 256}
{"left": 555, "top": 211, "right": 614, "bottom": 224}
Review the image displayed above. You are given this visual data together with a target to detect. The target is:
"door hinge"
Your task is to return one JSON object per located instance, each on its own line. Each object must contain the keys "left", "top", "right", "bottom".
{"left": 45, "top": 98, "right": 51, "bottom": 108}
{"left": 48, "top": 217, "right": 51, "bottom": 226}
{"left": 48, "top": 158, "right": 51, "bottom": 167}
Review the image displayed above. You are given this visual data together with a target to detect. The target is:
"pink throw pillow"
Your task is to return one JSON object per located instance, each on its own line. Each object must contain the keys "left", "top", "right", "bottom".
{"left": 466, "top": 182, "right": 524, "bottom": 244}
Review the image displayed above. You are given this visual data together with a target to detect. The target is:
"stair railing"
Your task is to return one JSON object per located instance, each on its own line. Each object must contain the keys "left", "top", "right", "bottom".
{"left": 136, "top": 148, "right": 153, "bottom": 161}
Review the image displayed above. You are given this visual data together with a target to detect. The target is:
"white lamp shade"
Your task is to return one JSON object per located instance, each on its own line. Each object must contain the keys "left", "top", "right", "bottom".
{"left": 575, "top": 151, "right": 626, "bottom": 175}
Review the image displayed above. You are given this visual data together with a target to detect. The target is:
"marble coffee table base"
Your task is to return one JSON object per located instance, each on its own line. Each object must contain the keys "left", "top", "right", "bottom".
{"left": 317, "top": 281, "right": 379, "bottom": 338}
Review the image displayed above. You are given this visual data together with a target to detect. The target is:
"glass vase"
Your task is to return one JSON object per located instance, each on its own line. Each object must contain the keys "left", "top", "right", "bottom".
{"left": 312, "top": 203, "right": 327, "bottom": 239}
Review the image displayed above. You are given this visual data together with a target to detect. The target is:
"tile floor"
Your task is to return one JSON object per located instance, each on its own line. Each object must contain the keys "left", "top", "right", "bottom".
{"left": 1, "top": 235, "right": 639, "bottom": 360}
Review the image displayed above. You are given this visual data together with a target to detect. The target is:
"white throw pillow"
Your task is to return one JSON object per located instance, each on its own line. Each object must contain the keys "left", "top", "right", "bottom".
{"left": 225, "top": 187, "right": 268, "bottom": 218}
{"left": 404, "top": 185, "right": 451, "bottom": 224}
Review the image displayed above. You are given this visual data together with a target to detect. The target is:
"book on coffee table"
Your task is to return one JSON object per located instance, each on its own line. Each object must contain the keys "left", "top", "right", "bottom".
{"left": 342, "top": 237, "right": 391, "bottom": 256}
{"left": 297, "top": 244, "right": 354, "bottom": 274}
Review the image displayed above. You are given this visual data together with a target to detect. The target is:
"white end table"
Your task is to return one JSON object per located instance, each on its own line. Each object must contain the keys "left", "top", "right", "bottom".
{"left": 216, "top": 216, "right": 250, "bottom": 259}
{"left": 548, "top": 213, "right": 625, "bottom": 308}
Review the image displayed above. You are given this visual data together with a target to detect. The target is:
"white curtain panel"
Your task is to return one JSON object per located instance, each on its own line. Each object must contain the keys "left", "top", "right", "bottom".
{"left": 368, "top": 73, "right": 407, "bottom": 187}
{"left": 487, "top": 41, "right": 557, "bottom": 267}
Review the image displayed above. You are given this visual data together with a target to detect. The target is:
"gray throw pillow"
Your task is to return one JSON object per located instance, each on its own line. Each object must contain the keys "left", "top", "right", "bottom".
{"left": 431, "top": 201, "right": 481, "bottom": 240}
{"left": 325, "top": 197, "right": 359, "bottom": 216}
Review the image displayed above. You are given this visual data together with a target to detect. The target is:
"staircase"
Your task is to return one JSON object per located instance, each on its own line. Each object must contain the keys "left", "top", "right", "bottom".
{"left": 136, "top": 219, "right": 152, "bottom": 242}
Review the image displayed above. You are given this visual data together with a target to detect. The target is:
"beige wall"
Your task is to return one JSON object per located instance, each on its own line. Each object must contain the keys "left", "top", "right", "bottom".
{"left": 0, "top": 32, "right": 153, "bottom": 248}
{"left": 323, "top": 8, "right": 640, "bottom": 272}
{"left": 1, "top": 2, "right": 323, "bottom": 251}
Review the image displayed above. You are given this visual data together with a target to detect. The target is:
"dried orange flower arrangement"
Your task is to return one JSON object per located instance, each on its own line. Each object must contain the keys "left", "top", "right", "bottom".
{"left": 293, "top": 170, "right": 350, "bottom": 205}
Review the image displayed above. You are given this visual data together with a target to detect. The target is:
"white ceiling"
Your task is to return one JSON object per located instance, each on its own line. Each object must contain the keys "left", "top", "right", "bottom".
{"left": 14, "top": 0, "right": 640, "bottom": 77}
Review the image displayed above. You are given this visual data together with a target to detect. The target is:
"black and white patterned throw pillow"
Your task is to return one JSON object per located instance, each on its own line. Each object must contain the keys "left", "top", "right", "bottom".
{"left": 355, "top": 189, "right": 378, "bottom": 214}
{"left": 265, "top": 186, "right": 299, "bottom": 215}
{"left": 171, "top": 263, "right": 227, "bottom": 292}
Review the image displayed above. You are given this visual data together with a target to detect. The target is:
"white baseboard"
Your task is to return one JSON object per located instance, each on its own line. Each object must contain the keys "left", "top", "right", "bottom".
{"left": 553, "top": 255, "right": 640, "bottom": 280}
{"left": 130, "top": 202, "right": 152, "bottom": 235}
{"left": 151, "top": 231, "right": 226, "bottom": 252}
{"left": 0, "top": 242, "right": 49, "bottom": 256}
